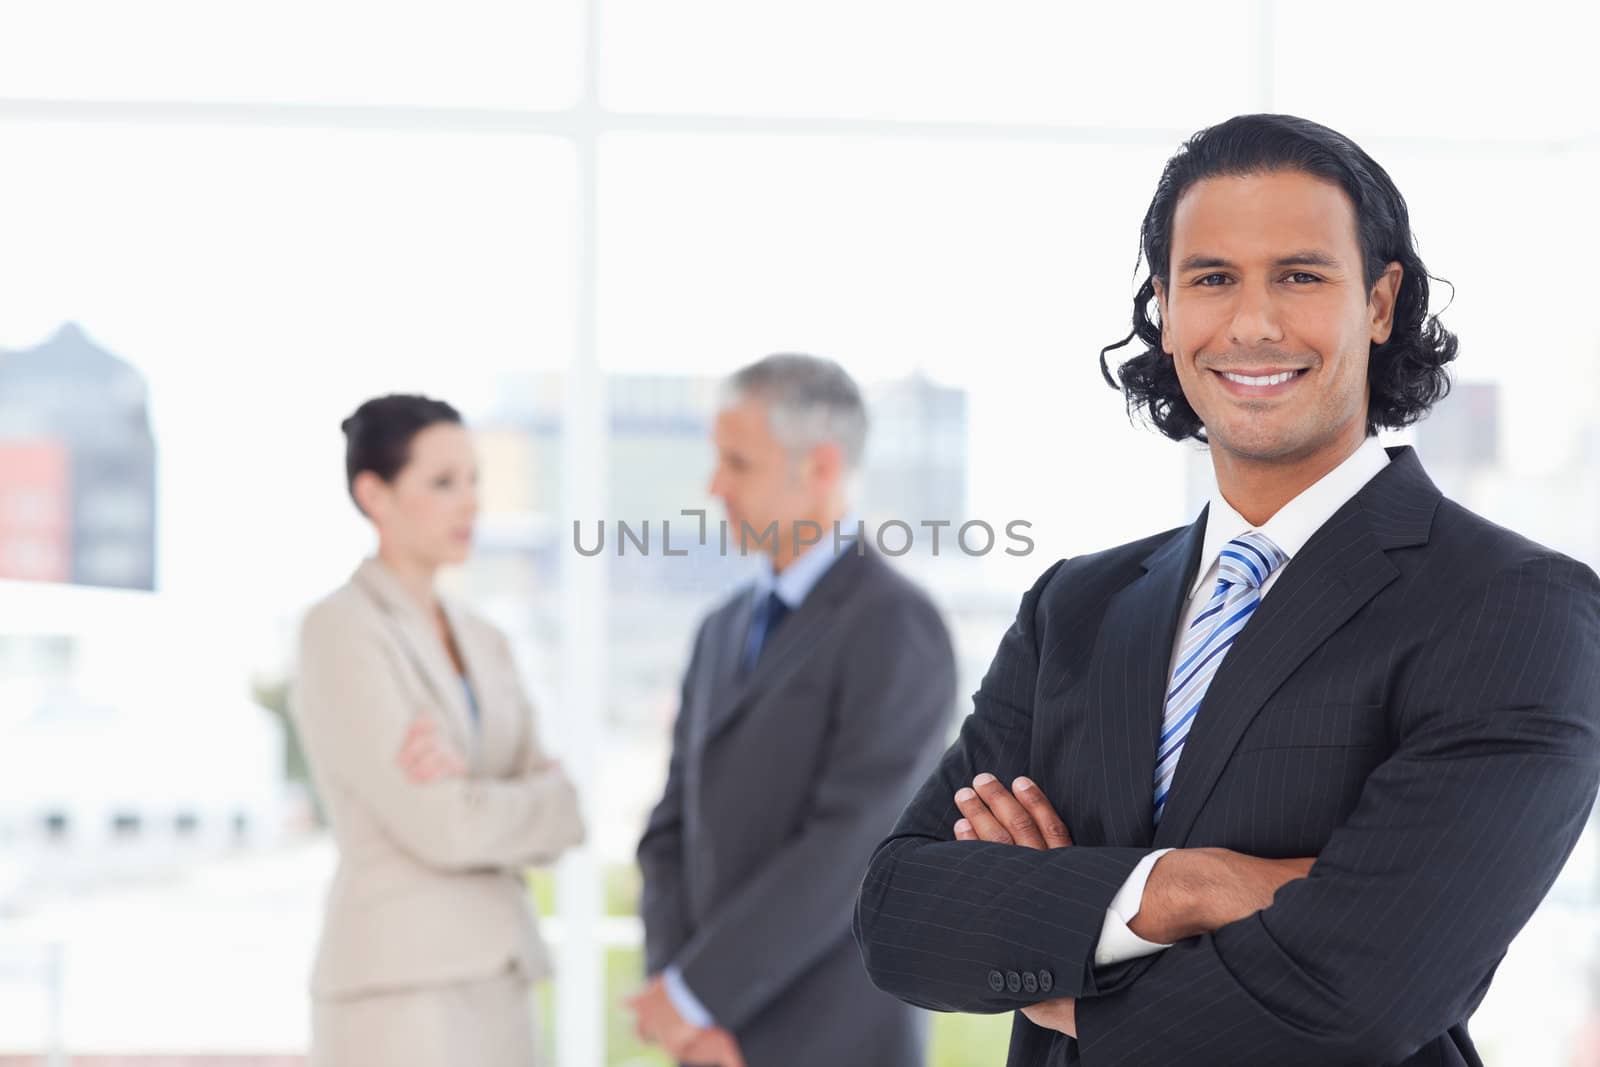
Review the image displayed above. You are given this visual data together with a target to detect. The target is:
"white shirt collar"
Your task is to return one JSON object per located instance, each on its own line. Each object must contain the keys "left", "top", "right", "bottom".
{"left": 1190, "top": 437, "right": 1390, "bottom": 598}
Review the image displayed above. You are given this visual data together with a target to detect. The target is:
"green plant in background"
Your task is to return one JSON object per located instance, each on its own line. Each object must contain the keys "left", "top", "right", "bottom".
{"left": 251, "top": 675, "right": 314, "bottom": 787}
{"left": 525, "top": 864, "right": 642, "bottom": 918}
{"left": 929, "top": 1009, "right": 1015, "bottom": 1067}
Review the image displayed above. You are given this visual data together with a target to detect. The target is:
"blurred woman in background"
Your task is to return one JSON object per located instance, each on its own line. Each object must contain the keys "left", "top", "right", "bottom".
{"left": 291, "top": 393, "right": 583, "bottom": 1067}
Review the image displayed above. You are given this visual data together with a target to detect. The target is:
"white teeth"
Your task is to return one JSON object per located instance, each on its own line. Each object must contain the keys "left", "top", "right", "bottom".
{"left": 1222, "top": 370, "right": 1297, "bottom": 386}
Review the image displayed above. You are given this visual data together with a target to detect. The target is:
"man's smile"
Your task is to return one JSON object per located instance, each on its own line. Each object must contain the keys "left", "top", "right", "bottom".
{"left": 1211, "top": 366, "right": 1310, "bottom": 398}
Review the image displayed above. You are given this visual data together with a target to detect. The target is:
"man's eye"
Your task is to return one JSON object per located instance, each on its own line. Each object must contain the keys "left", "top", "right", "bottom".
{"left": 1195, "top": 273, "right": 1230, "bottom": 286}
{"left": 1287, "top": 271, "right": 1322, "bottom": 284}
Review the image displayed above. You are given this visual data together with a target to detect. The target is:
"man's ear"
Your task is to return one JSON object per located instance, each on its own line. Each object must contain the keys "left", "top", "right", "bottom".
{"left": 1369, "top": 261, "right": 1404, "bottom": 345}
{"left": 807, "top": 441, "right": 845, "bottom": 495}
{"left": 1152, "top": 277, "right": 1173, "bottom": 355}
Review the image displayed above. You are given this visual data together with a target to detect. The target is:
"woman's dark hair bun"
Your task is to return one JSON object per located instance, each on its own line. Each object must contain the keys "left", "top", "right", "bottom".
{"left": 341, "top": 393, "right": 462, "bottom": 513}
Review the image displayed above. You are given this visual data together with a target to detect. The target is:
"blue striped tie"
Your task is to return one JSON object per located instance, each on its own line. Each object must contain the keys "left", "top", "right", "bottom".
{"left": 1152, "top": 531, "right": 1288, "bottom": 826}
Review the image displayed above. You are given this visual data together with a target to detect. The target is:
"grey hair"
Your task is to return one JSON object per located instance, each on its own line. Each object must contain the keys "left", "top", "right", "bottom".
{"left": 721, "top": 353, "right": 869, "bottom": 468}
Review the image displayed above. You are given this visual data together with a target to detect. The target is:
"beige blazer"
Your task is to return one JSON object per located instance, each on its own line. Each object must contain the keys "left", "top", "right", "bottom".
{"left": 291, "top": 558, "right": 584, "bottom": 1000}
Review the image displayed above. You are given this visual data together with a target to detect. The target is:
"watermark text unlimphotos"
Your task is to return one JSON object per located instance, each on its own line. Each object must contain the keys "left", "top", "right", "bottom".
{"left": 572, "top": 511, "right": 1034, "bottom": 559}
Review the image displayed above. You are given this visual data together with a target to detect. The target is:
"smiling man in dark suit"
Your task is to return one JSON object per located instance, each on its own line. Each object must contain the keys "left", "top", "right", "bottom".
{"left": 855, "top": 113, "right": 1600, "bottom": 1066}
{"left": 631, "top": 353, "right": 957, "bottom": 1067}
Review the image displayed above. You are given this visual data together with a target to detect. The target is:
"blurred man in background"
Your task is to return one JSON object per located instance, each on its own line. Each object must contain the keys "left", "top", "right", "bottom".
{"left": 631, "top": 353, "right": 956, "bottom": 1067}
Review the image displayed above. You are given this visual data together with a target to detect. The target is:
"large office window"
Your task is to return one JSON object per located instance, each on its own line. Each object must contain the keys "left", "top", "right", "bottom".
{"left": 2, "top": 3, "right": 1598, "bottom": 1064}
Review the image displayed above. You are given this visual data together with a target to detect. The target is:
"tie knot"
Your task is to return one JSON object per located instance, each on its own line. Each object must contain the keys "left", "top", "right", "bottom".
{"left": 1217, "top": 532, "right": 1287, "bottom": 590}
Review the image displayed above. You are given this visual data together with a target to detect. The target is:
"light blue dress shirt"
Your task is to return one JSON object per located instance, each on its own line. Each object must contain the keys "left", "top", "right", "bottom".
{"left": 661, "top": 516, "right": 858, "bottom": 1028}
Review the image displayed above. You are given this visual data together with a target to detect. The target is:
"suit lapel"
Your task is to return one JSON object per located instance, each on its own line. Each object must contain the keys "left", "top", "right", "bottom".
{"left": 1089, "top": 511, "right": 1207, "bottom": 847}
{"left": 699, "top": 594, "right": 754, "bottom": 745}
{"left": 351, "top": 559, "right": 476, "bottom": 758}
{"left": 1151, "top": 447, "right": 1437, "bottom": 847}
{"left": 702, "top": 549, "right": 871, "bottom": 745}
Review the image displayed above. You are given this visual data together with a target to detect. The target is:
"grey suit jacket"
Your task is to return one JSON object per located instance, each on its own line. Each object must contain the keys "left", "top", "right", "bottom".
{"left": 638, "top": 545, "right": 957, "bottom": 1067}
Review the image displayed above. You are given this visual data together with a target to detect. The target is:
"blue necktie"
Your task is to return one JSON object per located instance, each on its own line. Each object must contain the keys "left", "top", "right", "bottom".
{"left": 741, "top": 591, "right": 791, "bottom": 675}
{"left": 1153, "top": 531, "right": 1287, "bottom": 825}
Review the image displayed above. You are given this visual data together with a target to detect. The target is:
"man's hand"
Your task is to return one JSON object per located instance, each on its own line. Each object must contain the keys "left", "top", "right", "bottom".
{"left": 1021, "top": 996, "right": 1076, "bottom": 1037}
{"left": 952, "top": 773, "right": 1072, "bottom": 849}
{"left": 679, "top": 1025, "right": 747, "bottom": 1067}
{"left": 625, "top": 976, "right": 704, "bottom": 1058}
{"left": 1130, "top": 848, "right": 1315, "bottom": 944}
{"left": 397, "top": 716, "right": 466, "bottom": 783}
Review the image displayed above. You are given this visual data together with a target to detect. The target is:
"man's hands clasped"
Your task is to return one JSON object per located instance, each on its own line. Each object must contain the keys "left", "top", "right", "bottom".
{"left": 625, "top": 977, "right": 746, "bottom": 1067}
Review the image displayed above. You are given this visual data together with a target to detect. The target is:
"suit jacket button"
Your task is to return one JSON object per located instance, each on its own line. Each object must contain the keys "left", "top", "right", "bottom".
{"left": 1023, "top": 972, "right": 1038, "bottom": 994}
{"left": 1039, "top": 969, "right": 1054, "bottom": 993}
{"left": 1006, "top": 971, "right": 1022, "bottom": 993}
{"left": 987, "top": 970, "right": 1005, "bottom": 992}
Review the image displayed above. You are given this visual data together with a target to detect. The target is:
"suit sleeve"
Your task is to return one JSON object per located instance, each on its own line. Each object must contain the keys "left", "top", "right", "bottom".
{"left": 1073, "top": 554, "right": 1600, "bottom": 1066}
{"left": 637, "top": 622, "right": 706, "bottom": 976}
{"left": 292, "top": 604, "right": 586, "bottom": 873}
{"left": 854, "top": 561, "right": 1160, "bottom": 1012}
{"left": 670, "top": 591, "right": 959, "bottom": 1032}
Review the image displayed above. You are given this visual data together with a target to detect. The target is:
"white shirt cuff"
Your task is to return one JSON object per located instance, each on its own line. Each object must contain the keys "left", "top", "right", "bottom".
{"left": 662, "top": 964, "right": 715, "bottom": 1028}
{"left": 1094, "top": 848, "right": 1176, "bottom": 968}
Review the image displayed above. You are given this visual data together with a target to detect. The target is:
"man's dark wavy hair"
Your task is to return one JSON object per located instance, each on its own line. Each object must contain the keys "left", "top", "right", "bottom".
{"left": 1100, "top": 113, "right": 1458, "bottom": 442}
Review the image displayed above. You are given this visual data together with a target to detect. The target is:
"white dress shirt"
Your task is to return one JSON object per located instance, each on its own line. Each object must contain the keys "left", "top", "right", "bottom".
{"left": 1094, "top": 437, "right": 1391, "bottom": 967}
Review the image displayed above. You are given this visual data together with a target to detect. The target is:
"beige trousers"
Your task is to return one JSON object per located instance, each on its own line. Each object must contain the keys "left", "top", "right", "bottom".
{"left": 311, "top": 969, "right": 542, "bottom": 1067}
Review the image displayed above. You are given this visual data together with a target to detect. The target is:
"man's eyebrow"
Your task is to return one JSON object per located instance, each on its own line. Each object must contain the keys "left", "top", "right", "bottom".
{"left": 1274, "top": 249, "right": 1343, "bottom": 269}
{"left": 1174, "top": 250, "right": 1344, "bottom": 272}
{"left": 1176, "top": 254, "right": 1233, "bottom": 273}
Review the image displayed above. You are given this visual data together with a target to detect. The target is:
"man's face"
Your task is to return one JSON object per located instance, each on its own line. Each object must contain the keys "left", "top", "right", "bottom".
{"left": 1155, "top": 169, "right": 1401, "bottom": 470}
{"left": 707, "top": 398, "right": 817, "bottom": 556}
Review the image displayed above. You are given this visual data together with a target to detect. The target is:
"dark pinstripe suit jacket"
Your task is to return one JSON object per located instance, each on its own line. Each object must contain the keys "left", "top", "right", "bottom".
{"left": 855, "top": 446, "right": 1600, "bottom": 1066}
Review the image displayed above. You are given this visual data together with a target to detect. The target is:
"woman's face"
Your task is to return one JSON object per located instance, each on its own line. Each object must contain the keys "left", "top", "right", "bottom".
{"left": 359, "top": 422, "right": 480, "bottom": 568}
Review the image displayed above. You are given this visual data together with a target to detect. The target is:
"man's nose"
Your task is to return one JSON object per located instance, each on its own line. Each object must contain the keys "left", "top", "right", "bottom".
{"left": 1227, "top": 280, "right": 1286, "bottom": 348}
